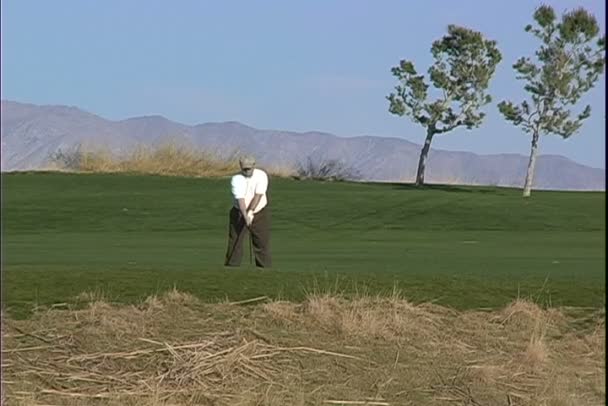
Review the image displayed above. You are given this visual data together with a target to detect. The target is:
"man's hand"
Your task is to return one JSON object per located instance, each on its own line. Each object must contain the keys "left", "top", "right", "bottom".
{"left": 245, "top": 210, "right": 254, "bottom": 227}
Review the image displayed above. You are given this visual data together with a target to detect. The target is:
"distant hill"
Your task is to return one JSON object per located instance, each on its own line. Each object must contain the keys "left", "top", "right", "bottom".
{"left": 1, "top": 100, "right": 605, "bottom": 190}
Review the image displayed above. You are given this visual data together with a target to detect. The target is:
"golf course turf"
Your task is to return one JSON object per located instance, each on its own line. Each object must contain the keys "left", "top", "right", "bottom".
{"left": 2, "top": 172, "right": 605, "bottom": 318}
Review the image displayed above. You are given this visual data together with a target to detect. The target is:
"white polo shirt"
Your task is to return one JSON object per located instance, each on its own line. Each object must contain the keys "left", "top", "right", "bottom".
{"left": 231, "top": 168, "right": 268, "bottom": 214}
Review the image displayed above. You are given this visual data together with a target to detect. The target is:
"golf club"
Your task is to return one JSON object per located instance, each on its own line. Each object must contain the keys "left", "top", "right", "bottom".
{"left": 248, "top": 225, "right": 254, "bottom": 266}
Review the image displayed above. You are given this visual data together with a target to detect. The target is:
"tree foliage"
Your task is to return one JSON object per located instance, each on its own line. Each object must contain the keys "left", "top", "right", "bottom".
{"left": 388, "top": 25, "right": 502, "bottom": 134}
{"left": 498, "top": 6, "right": 605, "bottom": 138}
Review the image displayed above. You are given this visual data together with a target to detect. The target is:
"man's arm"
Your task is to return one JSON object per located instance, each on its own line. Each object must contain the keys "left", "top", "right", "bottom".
{"left": 231, "top": 176, "right": 249, "bottom": 220}
{"left": 247, "top": 194, "right": 263, "bottom": 213}
{"left": 248, "top": 171, "right": 268, "bottom": 213}
{"left": 237, "top": 198, "right": 249, "bottom": 219}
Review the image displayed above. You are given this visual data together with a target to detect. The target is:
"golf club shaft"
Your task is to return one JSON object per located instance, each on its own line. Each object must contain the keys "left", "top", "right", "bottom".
{"left": 248, "top": 225, "right": 253, "bottom": 266}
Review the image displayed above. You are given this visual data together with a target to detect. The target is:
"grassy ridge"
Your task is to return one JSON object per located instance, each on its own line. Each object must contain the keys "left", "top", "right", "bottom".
{"left": 2, "top": 172, "right": 605, "bottom": 317}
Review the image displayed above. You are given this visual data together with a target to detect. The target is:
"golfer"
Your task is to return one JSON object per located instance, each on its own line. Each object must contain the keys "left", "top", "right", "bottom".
{"left": 224, "top": 156, "right": 272, "bottom": 268}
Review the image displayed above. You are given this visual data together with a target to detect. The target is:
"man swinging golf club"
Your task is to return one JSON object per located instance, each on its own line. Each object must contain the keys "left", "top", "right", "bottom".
{"left": 224, "top": 155, "right": 271, "bottom": 268}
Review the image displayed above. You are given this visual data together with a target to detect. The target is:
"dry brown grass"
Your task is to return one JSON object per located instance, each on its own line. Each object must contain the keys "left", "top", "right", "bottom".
{"left": 2, "top": 291, "right": 605, "bottom": 406}
{"left": 50, "top": 143, "right": 296, "bottom": 178}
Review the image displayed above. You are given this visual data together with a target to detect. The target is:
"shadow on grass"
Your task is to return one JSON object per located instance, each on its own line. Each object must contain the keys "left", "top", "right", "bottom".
{"left": 386, "top": 182, "right": 518, "bottom": 194}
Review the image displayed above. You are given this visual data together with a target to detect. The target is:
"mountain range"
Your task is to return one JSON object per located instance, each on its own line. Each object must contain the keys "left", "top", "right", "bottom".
{"left": 1, "top": 100, "right": 604, "bottom": 190}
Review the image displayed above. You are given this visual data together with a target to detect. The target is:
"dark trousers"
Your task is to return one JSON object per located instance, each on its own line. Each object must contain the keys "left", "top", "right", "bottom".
{"left": 224, "top": 207, "right": 272, "bottom": 268}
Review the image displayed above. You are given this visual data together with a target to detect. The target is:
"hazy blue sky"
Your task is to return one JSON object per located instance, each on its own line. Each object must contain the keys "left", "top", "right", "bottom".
{"left": 1, "top": 0, "right": 605, "bottom": 168}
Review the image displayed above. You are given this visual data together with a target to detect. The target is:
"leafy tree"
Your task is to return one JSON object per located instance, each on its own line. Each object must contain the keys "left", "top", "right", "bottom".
{"left": 388, "top": 25, "right": 502, "bottom": 186}
{"left": 498, "top": 5, "right": 605, "bottom": 197}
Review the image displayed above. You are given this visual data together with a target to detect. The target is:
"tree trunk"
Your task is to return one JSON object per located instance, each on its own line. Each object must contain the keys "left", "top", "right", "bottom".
{"left": 415, "top": 127, "right": 435, "bottom": 186}
{"left": 523, "top": 131, "right": 540, "bottom": 198}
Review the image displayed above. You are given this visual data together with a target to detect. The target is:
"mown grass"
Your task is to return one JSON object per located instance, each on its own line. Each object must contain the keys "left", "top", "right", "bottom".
{"left": 1, "top": 172, "right": 605, "bottom": 318}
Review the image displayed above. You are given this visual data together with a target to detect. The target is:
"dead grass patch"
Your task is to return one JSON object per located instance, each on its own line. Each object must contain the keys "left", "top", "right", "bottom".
{"left": 50, "top": 143, "right": 295, "bottom": 179}
{"left": 2, "top": 291, "right": 604, "bottom": 405}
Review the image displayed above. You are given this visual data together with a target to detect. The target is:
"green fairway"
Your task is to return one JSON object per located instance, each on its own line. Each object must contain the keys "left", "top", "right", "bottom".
{"left": 2, "top": 172, "right": 605, "bottom": 318}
